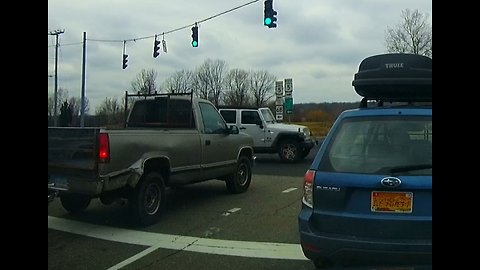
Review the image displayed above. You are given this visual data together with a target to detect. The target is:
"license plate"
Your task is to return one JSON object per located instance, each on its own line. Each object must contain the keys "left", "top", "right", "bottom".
{"left": 49, "top": 175, "right": 69, "bottom": 190}
{"left": 371, "top": 191, "right": 413, "bottom": 213}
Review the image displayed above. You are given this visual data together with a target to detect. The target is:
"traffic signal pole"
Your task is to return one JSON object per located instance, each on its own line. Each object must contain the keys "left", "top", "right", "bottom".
{"left": 49, "top": 29, "right": 65, "bottom": 127}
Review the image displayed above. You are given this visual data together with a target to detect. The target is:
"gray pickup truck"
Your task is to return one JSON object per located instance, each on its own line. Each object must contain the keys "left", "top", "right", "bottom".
{"left": 48, "top": 92, "right": 255, "bottom": 225}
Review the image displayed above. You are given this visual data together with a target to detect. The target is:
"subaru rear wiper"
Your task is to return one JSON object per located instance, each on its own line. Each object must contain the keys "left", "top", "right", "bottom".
{"left": 376, "top": 164, "right": 432, "bottom": 174}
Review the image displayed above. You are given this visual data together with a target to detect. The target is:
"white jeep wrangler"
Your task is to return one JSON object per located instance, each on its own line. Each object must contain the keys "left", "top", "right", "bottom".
{"left": 219, "top": 107, "right": 317, "bottom": 162}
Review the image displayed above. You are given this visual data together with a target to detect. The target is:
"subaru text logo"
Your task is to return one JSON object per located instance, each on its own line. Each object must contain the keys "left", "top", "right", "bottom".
{"left": 380, "top": 177, "right": 402, "bottom": 188}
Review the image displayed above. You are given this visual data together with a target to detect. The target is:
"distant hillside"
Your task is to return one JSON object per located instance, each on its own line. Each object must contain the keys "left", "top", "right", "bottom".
{"left": 273, "top": 102, "right": 360, "bottom": 122}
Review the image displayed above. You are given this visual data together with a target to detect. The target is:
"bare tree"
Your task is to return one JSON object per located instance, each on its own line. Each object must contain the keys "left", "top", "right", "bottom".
{"left": 249, "top": 70, "right": 276, "bottom": 107}
{"left": 385, "top": 9, "right": 432, "bottom": 57}
{"left": 192, "top": 59, "right": 227, "bottom": 106}
{"left": 163, "top": 69, "right": 193, "bottom": 93}
{"left": 68, "top": 96, "right": 90, "bottom": 117}
{"left": 95, "top": 97, "right": 123, "bottom": 125}
{"left": 58, "top": 99, "right": 74, "bottom": 127}
{"left": 224, "top": 68, "right": 250, "bottom": 106}
{"left": 48, "top": 87, "right": 68, "bottom": 116}
{"left": 131, "top": 68, "right": 159, "bottom": 94}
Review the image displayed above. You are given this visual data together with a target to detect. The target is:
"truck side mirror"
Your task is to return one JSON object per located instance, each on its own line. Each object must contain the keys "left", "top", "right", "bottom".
{"left": 228, "top": 125, "right": 240, "bottom": 134}
{"left": 255, "top": 120, "right": 263, "bottom": 129}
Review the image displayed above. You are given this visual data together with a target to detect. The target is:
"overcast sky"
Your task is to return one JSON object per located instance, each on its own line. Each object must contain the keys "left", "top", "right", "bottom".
{"left": 48, "top": 0, "right": 432, "bottom": 112}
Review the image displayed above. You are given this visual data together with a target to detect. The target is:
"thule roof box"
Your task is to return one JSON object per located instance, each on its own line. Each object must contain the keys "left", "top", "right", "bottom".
{"left": 352, "top": 53, "right": 431, "bottom": 105}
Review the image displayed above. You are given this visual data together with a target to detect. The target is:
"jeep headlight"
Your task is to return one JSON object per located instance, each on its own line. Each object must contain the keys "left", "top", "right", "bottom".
{"left": 302, "top": 127, "right": 311, "bottom": 137}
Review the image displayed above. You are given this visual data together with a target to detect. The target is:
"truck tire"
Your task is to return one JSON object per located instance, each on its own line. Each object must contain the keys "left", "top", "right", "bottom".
{"left": 226, "top": 156, "right": 252, "bottom": 194}
{"left": 278, "top": 140, "right": 301, "bottom": 162}
{"left": 60, "top": 193, "right": 91, "bottom": 213}
{"left": 129, "top": 172, "right": 166, "bottom": 226}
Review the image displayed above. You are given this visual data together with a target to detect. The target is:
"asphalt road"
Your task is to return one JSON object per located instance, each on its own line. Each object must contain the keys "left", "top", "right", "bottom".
{"left": 48, "top": 145, "right": 321, "bottom": 270}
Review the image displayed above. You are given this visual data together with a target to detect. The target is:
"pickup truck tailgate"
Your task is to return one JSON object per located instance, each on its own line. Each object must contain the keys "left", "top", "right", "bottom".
{"left": 48, "top": 127, "right": 100, "bottom": 175}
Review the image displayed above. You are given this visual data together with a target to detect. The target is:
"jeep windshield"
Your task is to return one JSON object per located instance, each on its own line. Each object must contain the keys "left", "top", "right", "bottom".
{"left": 259, "top": 108, "right": 276, "bottom": 123}
{"left": 319, "top": 116, "right": 432, "bottom": 175}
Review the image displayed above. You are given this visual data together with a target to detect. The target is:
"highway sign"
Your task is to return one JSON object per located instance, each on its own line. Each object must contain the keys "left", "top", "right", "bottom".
{"left": 284, "top": 97, "right": 293, "bottom": 114}
{"left": 285, "top": 78, "right": 293, "bottom": 93}
{"left": 275, "top": 81, "right": 284, "bottom": 97}
{"left": 275, "top": 105, "right": 284, "bottom": 114}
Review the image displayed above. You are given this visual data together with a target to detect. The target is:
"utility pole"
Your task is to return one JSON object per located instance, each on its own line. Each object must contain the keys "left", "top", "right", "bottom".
{"left": 80, "top": 32, "right": 87, "bottom": 127}
{"left": 49, "top": 29, "right": 65, "bottom": 127}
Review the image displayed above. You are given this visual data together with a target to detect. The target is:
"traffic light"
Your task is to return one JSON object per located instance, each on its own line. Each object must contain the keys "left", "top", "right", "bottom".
{"left": 153, "top": 39, "right": 161, "bottom": 58}
{"left": 191, "top": 26, "right": 198, "bottom": 47}
{"left": 264, "top": 0, "right": 277, "bottom": 28}
{"left": 122, "top": 54, "right": 128, "bottom": 69}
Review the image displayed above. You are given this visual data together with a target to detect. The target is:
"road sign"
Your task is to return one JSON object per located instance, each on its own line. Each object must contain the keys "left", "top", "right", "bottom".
{"left": 275, "top": 98, "right": 284, "bottom": 105}
{"left": 285, "top": 78, "right": 293, "bottom": 93}
{"left": 276, "top": 114, "right": 283, "bottom": 121}
{"left": 162, "top": 40, "right": 167, "bottom": 53}
{"left": 275, "top": 81, "right": 284, "bottom": 97}
{"left": 275, "top": 105, "right": 284, "bottom": 114}
{"left": 284, "top": 97, "right": 293, "bottom": 114}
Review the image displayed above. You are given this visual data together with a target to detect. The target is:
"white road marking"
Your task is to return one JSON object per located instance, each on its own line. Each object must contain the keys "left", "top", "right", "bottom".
{"left": 222, "top": 207, "right": 241, "bottom": 216}
{"left": 282, "top": 188, "right": 298, "bottom": 193}
{"left": 48, "top": 216, "right": 308, "bottom": 268}
{"left": 107, "top": 244, "right": 160, "bottom": 270}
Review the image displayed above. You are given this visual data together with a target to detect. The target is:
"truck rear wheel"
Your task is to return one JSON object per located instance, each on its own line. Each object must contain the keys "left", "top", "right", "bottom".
{"left": 129, "top": 172, "right": 166, "bottom": 226}
{"left": 226, "top": 156, "right": 252, "bottom": 194}
{"left": 278, "top": 140, "right": 301, "bottom": 162}
{"left": 60, "top": 193, "right": 91, "bottom": 213}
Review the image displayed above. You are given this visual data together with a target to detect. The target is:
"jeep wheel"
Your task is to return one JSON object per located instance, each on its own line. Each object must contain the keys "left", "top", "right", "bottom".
{"left": 60, "top": 193, "right": 91, "bottom": 213}
{"left": 278, "top": 140, "right": 301, "bottom": 162}
{"left": 129, "top": 172, "right": 166, "bottom": 226}
{"left": 226, "top": 156, "right": 252, "bottom": 194}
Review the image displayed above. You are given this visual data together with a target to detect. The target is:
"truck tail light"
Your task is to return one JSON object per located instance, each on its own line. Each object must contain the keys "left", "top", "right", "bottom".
{"left": 99, "top": 133, "right": 110, "bottom": 163}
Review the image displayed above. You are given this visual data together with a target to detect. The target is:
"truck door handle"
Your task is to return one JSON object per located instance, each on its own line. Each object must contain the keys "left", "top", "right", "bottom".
{"left": 239, "top": 127, "right": 246, "bottom": 130}
{"left": 205, "top": 140, "right": 211, "bottom": 145}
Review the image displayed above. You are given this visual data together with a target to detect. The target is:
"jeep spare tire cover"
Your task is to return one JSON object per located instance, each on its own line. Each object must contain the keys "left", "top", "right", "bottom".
{"left": 352, "top": 53, "right": 431, "bottom": 102}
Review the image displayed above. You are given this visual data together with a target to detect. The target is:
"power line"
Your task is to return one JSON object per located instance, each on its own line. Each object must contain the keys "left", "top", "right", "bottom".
{"left": 87, "top": 0, "right": 260, "bottom": 43}
{"left": 47, "top": 42, "right": 83, "bottom": 48}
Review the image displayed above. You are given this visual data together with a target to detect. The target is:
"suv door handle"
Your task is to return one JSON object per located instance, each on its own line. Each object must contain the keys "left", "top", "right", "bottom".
{"left": 239, "top": 127, "right": 246, "bottom": 130}
{"left": 205, "top": 140, "right": 211, "bottom": 145}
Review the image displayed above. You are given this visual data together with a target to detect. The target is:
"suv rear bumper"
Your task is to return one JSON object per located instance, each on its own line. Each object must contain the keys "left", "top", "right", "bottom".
{"left": 298, "top": 209, "right": 432, "bottom": 265}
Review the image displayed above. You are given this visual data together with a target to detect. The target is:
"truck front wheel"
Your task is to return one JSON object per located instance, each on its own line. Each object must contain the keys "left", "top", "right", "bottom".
{"left": 226, "top": 156, "right": 252, "bottom": 194}
{"left": 60, "top": 193, "right": 91, "bottom": 213}
{"left": 278, "top": 140, "right": 301, "bottom": 162}
{"left": 129, "top": 172, "right": 166, "bottom": 226}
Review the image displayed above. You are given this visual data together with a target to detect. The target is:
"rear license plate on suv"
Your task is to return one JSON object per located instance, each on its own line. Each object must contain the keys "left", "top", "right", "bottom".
{"left": 371, "top": 191, "right": 413, "bottom": 213}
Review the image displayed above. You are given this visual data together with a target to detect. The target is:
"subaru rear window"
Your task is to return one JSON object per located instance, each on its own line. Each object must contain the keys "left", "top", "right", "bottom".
{"left": 319, "top": 116, "right": 432, "bottom": 175}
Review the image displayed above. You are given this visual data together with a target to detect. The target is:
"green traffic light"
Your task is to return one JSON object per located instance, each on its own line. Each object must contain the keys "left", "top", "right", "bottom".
{"left": 264, "top": 17, "right": 272, "bottom": 25}
{"left": 192, "top": 41, "right": 198, "bottom": 47}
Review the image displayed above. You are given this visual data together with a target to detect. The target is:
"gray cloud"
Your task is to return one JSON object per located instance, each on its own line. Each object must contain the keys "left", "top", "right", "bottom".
{"left": 48, "top": 0, "right": 432, "bottom": 110}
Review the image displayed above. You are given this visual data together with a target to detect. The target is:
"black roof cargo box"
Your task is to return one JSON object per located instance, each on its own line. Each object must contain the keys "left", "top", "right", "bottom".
{"left": 352, "top": 53, "right": 431, "bottom": 102}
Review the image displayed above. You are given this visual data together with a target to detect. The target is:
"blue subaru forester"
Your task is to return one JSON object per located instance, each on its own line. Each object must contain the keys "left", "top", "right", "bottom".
{"left": 298, "top": 53, "right": 432, "bottom": 269}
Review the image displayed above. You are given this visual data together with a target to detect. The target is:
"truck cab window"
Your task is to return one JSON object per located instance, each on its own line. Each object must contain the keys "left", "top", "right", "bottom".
{"left": 199, "top": 102, "right": 227, "bottom": 134}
